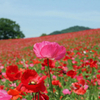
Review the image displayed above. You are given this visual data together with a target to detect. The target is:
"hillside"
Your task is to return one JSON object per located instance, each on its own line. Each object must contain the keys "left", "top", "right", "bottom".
{"left": 49, "top": 25, "right": 91, "bottom": 35}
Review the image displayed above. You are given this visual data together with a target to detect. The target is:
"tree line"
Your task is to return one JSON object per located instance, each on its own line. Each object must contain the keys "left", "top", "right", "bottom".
{"left": 0, "top": 18, "right": 25, "bottom": 40}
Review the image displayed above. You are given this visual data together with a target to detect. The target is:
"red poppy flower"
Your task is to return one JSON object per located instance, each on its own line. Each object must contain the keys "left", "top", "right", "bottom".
{"left": 66, "top": 70, "right": 77, "bottom": 78}
{"left": 0, "top": 85, "right": 4, "bottom": 89}
{"left": 71, "top": 79, "right": 88, "bottom": 95}
{"left": 42, "top": 59, "right": 55, "bottom": 68}
{"left": 52, "top": 80, "right": 62, "bottom": 87}
{"left": 0, "top": 69, "right": 3, "bottom": 79}
{"left": 85, "top": 59, "right": 97, "bottom": 68}
{"left": 21, "top": 69, "right": 47, "bottom": 92}
{"left": 33, "top": 60, "right": 41, "bottom": 64}
{"left": 8, "top": 89, "right": 22, "bottom": 100}
{"left": 6, "top": 65, "right": 21, "bottom": 81}
{"left": 16, "top": 83, "right": 33, "bottom": 93}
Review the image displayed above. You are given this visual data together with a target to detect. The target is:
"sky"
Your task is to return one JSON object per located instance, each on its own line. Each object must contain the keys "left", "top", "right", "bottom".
{"left": 0, "top": 0, "right": 100, "bottom": 38}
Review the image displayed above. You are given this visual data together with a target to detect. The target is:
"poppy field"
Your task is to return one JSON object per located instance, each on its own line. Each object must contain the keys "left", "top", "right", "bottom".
{"left": 0, "top": 29, "right": 100, "bottom": 100}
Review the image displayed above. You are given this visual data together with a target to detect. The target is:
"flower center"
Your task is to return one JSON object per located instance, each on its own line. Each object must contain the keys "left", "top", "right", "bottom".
{"left": 11, "top": 72, "right": 15, "bottom": 74}
{"left": 28, "top": 80, "right": 37, "bottom": 85}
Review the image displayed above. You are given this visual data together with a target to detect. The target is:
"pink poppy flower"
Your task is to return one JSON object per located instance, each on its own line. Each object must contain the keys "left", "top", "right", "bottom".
{"left": 29, "top": 64, "right": 34, "bottom": 67}
{"left": 25, "top": 64, "right": 29, "bottom": 68}
{"left": 76, "top": 76, "right": 83, "bottom": 81}
{"left": 41, "top": 66, "right": 45, "bottom": 70}
{"left": 62, "top": 89, "right": 71, "bottom": 95}
{"left": 0, "top": 66, "right": 4, "bottom": 69}
{"left": 1, "top": 79, "right": 6, "bottom": 82}
{"left": 0, "top": 90, "right": 12, "bottom": 100}
{"left": 52, "top": 75, "right": 57, "bottom": 80}
{"left": 10, "top": 83, "right": 17, "bottom": 87}
{"left": 72, "top": 60, "right": 77, "bottom": 64}
{"left": 33, "top": 41, "right": 66, "bottom": 60}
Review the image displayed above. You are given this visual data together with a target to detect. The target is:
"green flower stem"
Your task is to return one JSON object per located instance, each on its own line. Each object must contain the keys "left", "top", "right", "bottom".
{"left": 22, "top": 59, "right": 27, "bottom": 69}
{"left": 58, "top": 86, "right": 61, "bottom": 99}
{"left": 47, "top": 59, "right": 58, "bottom": 99}
{"left": 32, "top": 93, "right": 35, "bottom": 100}
{"left": 47, "top": 58, "right": 53, "bottom": 92}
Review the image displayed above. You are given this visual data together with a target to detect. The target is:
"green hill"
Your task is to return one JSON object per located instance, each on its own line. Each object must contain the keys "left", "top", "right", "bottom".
{"left": 49, "top": 26, "right": 91, "bottom": 35}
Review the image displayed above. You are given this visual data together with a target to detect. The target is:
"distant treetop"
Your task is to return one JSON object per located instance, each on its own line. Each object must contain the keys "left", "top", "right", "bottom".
{"left": 0, "top": 18, "right": 25, "bottom": 40}
{"left": 49, "top": 26, "right": 91, "bottom": 35}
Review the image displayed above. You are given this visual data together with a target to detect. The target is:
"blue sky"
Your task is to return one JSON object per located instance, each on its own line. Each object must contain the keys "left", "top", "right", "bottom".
{"left": 0, "top": 0, "right": 100, "bottom": 38}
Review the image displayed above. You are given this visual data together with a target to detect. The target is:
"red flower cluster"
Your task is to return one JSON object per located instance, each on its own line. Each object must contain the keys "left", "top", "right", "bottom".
{"left": 71, "top": 79, "right": 88, "bottom": 95}
{"left": 66, "top": 70, "right": 77, "bottom": 78}
{"left": 5, "top": 65, "right": 48, "bottom": 99}
{"left": 6, "top": 65, "right": 22, "bottom": 81}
